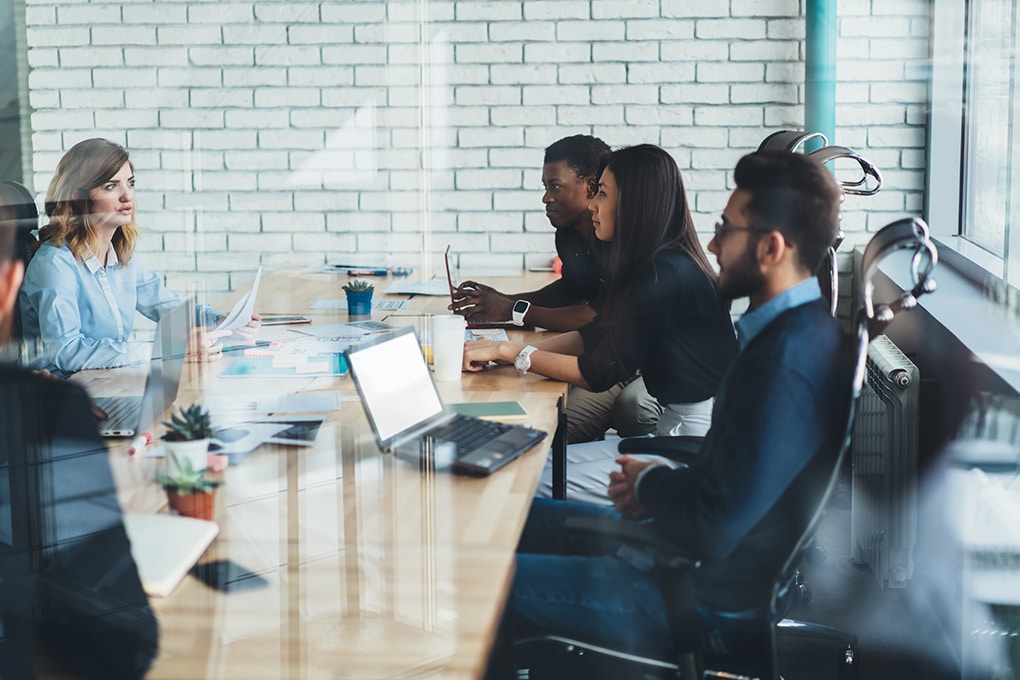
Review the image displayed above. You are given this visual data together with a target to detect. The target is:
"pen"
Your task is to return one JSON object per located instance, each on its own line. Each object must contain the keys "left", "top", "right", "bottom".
{"left": 222, "top": 340, "right": 272, "bottom": 353}
{"left": 347, "top": 268, "right": 389, "bottom": 276}
{"left": 128, "top": 432, "right": 152, "bottom": 457}
{"left": 326, "top": 263, "right": 387, "bottom": 270}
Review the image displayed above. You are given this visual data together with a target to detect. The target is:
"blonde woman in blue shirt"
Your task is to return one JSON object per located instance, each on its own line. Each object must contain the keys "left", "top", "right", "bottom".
{"left": 20, "top": 138, "right": 259, "bottom": 377}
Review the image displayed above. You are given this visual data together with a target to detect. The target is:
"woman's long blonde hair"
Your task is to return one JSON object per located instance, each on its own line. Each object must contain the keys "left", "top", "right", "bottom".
{"left": 38, "top": 138, "right": 139, "bottom": 263}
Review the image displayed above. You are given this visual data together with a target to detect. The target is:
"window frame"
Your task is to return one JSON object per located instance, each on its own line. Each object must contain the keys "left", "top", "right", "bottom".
{"left": 928, "top": 0, "right": 1020, "bottom": 294}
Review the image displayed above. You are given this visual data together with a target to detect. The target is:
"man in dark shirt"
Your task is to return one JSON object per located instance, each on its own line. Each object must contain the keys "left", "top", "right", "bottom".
{"left": 489, "top": 150, "right": 850, "bottom": 672}
{"left": 451, "top": 134, "right": 662, "bottom": 442}
{"left": 451, "top": 134, "right": 608, "bottom": 331}
{"left": 0, "top": 202, "right": 157, "bottom": 678}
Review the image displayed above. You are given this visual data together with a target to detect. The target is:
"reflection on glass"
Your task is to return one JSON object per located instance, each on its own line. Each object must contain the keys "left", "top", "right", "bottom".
{"left": 0, "top": 366, "right": 158, "bottom": 678}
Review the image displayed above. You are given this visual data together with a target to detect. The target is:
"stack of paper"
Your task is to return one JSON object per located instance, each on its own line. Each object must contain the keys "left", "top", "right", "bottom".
{"left": 271, "top": 337, "right": 350, "bottom": 372}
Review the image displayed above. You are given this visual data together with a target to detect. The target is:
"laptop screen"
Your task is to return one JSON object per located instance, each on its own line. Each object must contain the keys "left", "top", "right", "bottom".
{"left": 346, "top": 328, "right": 444, "bottom": 447}
{"left": 139, "top": 299, "right": 192, "bottom": 429}
{"left": 444, "top": 244, "right": 457, "bottom": 305}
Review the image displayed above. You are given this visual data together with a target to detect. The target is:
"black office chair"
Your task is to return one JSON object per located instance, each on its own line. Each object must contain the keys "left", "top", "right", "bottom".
{"left": 758, "top": 130, "right": 883, "bottom": 316}
{"left": 0, "top": 181, "right": 40, "bottom": 342}
{"left": 515, "top": 217, "right": 938, "bottom": 679}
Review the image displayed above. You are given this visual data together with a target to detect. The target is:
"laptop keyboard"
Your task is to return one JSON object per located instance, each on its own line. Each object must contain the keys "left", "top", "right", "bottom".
{"left": 94, "top": 396, "right": 142, "bottom": 429}
{"left": 427, "top": 414, "right": 512, "bottom": 456}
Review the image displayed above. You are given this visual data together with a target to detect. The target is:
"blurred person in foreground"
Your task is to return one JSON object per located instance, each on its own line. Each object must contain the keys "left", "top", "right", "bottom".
{"left": 0, "top": 197, "right": 157, "bottom": 678}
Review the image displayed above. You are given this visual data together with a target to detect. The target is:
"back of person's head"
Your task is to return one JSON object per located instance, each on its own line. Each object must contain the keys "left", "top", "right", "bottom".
{"left": 733, "top": 150, "right": 842, "bottom": 273}
{"left": 544, "top": 134, "right": 612, "bottom": 186}
{"left": 0, "top": 200, "right": 15, "bottom": 266}
{"left": 603, "top": 144, "right": 715, "bottom": 290}
{"left": 41, "top": 138, "right": 138, "bottom": 263}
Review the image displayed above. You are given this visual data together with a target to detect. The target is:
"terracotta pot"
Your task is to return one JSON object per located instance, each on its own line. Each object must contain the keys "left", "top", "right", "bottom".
{"left": 166, "top": 488, "right": 217, "bottom": 522}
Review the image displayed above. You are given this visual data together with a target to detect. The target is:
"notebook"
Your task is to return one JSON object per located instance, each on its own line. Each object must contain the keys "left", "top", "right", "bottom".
{"left": 344, "top": 326, "right": 547, "bottom": 476}
{"left": 94, "top": 299, "right": 191, "bottom": 438}
{"left": 122, "top": 513, "right": 219, "bottom": 597}
{"left": 444, "top": 245, "right": 517, "bottom": 330}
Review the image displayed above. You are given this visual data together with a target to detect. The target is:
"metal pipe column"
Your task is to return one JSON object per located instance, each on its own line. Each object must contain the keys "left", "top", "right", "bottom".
{"left": 805, "top": 1, "right": 837, "bottom": 151}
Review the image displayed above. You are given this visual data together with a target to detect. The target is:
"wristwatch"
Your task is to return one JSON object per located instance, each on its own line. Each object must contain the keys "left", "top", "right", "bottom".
{"left": 511, "top": 299, "right": 531, "bottom": 326}
{"left": 514, "top": 345, "right": 538, "bottom": 375}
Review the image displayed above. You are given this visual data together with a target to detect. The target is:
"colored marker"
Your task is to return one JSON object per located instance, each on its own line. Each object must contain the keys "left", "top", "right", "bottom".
{"left": 128, "top": 432, "right": 152, "bottom": 457}
{"left": 347, "top": 268, "right": 389, "bottom": 276}
{"left": 222, "top": 340, "right": 272, "bottom": 353}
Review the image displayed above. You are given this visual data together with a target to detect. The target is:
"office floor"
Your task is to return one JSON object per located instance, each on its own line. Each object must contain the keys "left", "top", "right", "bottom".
{"left": 779, "top": 485, "right": 962, "bottom": 680}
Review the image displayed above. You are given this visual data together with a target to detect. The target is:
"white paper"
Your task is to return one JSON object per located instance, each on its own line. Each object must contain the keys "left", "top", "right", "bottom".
{"left": 309, "top": 298, "right": 408, "bottom": 311}
{"left": 292, "top": 321, "right": 401, "bottom": 338}
{"left": 384, "top": 279, "right": 450, "bottom": 296}
{"left": 204, "top": 390, "right": 341, "bottom": 416}
{"left": 142, "top": 423, "right": 290, "bottom": 457}
{"left": 215, "top": 265, "right": 263, "bottom": 332}
{"left": 467, "top": 328, "right": 509, "bottom": 341}
{"left": 271, "top": 337, "right": 354, "bottom": 367}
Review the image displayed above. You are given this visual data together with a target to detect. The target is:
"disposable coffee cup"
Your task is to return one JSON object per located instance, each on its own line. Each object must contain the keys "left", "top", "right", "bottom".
{"left": 431, "top": 314, "right": 466, "bottom": 381}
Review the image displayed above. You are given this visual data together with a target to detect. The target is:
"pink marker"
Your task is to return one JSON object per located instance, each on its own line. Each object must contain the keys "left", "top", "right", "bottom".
{"left": 127, "top": 432, "right": 152, "bottom": 457}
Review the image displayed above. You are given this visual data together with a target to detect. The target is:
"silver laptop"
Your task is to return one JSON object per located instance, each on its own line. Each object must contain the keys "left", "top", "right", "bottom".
{"left": 344, "top": 326, "right": 546, "bottom": 476}
{"left": 94, "top": 300, "right": 191, "bottom": 438}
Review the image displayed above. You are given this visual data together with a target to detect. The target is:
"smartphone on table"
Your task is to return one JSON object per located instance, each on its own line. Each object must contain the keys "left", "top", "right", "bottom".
{"left": 260, "top": 315, "right": 312, "bottom": 326}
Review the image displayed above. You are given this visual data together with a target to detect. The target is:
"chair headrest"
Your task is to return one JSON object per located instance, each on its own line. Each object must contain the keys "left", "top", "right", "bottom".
{"left": 0, "top": 181, "right": 40, "bottom": 234}
{"left": 858, "top": 216, "right": 938, "bottom": 336}
{"left": 757, "top": 130, "right": 828, "bottom": 153}
{"left": 807, "top": 146, "right": 883, "bottom": 196}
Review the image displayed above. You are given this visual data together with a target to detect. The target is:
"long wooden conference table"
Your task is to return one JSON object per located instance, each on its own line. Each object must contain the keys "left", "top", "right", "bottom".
{"left": 76, "top": 268, "right": 568, "bottom": 679}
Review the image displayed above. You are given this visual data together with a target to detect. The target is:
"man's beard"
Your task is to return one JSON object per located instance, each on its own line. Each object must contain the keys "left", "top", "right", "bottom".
{"left": 717, "top": 240, "right": 765, "bottom": 303}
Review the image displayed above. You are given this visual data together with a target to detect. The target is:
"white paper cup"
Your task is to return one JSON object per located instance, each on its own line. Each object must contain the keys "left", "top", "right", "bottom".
{"left": 431, "top": 314, "right": 466, "bottom": 381}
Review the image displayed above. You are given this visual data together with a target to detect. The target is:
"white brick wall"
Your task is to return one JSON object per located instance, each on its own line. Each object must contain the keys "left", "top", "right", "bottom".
{"left": 20, "top": 0, "right": 929, "bottom": 294}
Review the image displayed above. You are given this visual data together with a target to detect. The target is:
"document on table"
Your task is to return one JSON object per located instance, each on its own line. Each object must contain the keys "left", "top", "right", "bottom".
{"left": 215, "top": 265, "right": 263, "bottom": 332}
{"left": 467, "top": 328, "right": 509, "bottom": 341}
{"left": 204, "top": 390, "right": 341, "bottom": 415}
{"left": 293, "top": 321, "right": 404, "bottom": 339}
{"left": 384, "top": 279, "right": 450, "bottom": 296}
{"left": 272, "top": 337, "right": 353, "bottom": 368}
{"left": 309, "top": 298, "right": 409, "bottom": 311}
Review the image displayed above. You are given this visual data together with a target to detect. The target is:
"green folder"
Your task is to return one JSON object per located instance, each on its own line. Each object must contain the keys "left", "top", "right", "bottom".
{"left": 448, "top": 401, "right": 528, "bottom": 421}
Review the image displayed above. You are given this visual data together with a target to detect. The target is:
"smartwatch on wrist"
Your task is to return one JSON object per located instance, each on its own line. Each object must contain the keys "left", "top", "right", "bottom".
{"left": 511, "top": 299, "right": 531, "bottom": 326}
{"left": 514, "top": 345, "right": 538, "bottom": 375}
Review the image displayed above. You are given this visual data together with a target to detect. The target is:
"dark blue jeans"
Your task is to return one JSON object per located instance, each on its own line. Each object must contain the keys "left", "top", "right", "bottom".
{"left": 509, "top": 498, "right": 673, "bottom": 653}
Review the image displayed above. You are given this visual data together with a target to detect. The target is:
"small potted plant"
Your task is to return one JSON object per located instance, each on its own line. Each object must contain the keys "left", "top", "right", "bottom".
{"left": 161, "top": 403, "right": 214, "bottom": 473}
{"left": 156, "top": 454, "right": 222, "bottom": 522}
{"left": 343, "top": 279, "right": 375, "bottom": 317}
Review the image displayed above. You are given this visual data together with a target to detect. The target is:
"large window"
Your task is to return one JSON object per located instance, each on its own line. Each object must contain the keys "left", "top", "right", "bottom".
{"left": 930, "top": 0, "right": 1020, "bottom": 292}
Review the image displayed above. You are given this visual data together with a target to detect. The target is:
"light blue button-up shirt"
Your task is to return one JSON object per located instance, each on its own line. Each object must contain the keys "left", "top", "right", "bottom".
{"left": 734, "top": 277, "right": 823, "bottom": 351}
{"left": 19, "top": 242, "right": 219, "bottom": 376}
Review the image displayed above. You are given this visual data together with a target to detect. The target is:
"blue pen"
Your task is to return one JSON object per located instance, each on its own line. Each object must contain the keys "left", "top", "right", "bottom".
{"left": 347, "top": 268, "right": 389, "bottom": 276}
{"left": 222, "top": 340, "right": 272, "bottom": 353}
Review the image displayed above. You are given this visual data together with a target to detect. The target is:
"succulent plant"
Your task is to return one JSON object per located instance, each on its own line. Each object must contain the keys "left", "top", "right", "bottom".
{"left": 343, "top": 279, "right": 375, "bottom": 293}
{"left": 156, "top": 452, "right": 222, "bottom": 495}
{"left": 161, "top": 403, "right": 215, "bottom": 442}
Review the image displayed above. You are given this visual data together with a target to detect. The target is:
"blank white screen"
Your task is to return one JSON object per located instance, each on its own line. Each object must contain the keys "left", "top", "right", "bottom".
{"left": 351, "top": 332, "right": 444, "bottom": 443}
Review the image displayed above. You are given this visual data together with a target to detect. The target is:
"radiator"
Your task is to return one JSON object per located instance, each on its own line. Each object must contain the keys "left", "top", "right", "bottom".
{"left": 850, "top": 334, "right": 919, "bottom": 588}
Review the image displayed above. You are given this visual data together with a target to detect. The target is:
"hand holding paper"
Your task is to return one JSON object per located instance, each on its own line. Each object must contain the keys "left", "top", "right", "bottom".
{"left": 215, "top": 266, "right": 263, "bottom": 333}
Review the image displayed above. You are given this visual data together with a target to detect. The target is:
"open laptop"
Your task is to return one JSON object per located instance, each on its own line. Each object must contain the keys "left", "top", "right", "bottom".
{"left": 93, "top": 299, "right": 191, "bottom": 438}
{"left": 444, "top": 245, "right": 517, "bottom": 330}
{"left": 344, "top": 326, "right": 547, "bottom": 476}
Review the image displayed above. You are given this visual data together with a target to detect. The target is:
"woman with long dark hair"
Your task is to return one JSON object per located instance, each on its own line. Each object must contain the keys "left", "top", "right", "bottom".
{"left": 463, "top": 143, "right": 738, "bottom": 502}
{"left": 19, "top": 138, "right": 258, "bottom": 376}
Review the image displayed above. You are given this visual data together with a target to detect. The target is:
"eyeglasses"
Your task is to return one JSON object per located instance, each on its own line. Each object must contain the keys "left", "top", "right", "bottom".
{"left": 713, "top": 218, "right": 774, "bottom": 240}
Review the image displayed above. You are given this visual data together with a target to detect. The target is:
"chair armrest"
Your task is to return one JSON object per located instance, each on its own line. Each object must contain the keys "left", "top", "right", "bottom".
{"left": 566, "top": 516, "right": 698, "bottom": 570}
{"left": 617, "top": 435, "right": 704, "bottom": 463}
